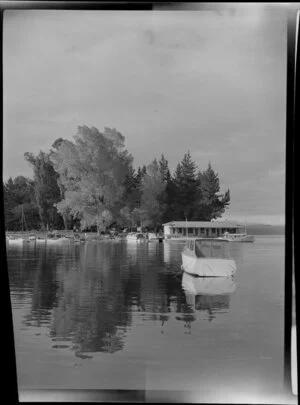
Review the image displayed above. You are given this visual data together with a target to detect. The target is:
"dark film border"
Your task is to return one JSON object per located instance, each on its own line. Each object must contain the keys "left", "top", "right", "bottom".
{"left": 1, "top": 2, "right": 297, "bottom": 403}
{"left": 285, "top": 5, "right": 298, "bottom": 399}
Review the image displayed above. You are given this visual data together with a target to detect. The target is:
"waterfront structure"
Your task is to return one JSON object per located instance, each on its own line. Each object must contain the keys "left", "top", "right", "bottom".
{"left": 163, "top": 221, "right": 244, "bottom": 239}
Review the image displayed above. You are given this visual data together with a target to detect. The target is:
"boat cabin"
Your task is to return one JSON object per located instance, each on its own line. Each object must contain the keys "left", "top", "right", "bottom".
{"left": 185, "top": 238, "right": 232, "bottom": 259}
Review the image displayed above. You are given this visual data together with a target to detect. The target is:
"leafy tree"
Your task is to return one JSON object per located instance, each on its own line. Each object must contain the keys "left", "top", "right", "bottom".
{"left": 138, "top": 159, "right": 167, "bottom": 231}
{"left": 50, "top": 138, "right": 73, "bottom": 230}
{"left": 3, "top": 176, "right": 40, "bottom": 230}
{"left": 24, "top": 151, "right": 63, "bottom": 230}
{"left": 50, "top": 126, "right": 133, "bottom": 234}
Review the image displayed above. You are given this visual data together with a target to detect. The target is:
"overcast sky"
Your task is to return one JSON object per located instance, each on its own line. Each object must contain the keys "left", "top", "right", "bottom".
{"left": 3, "top": 7, "right": 287, "bottom": 225}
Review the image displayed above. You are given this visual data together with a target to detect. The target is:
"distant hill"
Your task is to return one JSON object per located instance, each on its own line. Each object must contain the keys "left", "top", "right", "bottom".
{"left": 245, "top": 224, "right": 285, "bottom": 235}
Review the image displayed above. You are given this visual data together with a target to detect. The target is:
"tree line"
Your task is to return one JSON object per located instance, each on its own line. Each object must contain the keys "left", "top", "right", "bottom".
{"left": 3, "top": 126, "right": 230, "bottom": 233}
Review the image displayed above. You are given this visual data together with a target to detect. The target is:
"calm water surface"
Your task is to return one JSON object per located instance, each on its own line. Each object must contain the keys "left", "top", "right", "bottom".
{"left": 7, "top": 236, "right": 293, "bottom": 402}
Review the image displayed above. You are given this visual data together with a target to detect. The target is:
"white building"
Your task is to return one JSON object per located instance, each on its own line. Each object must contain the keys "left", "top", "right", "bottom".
{"left": 163, "top": 221, "right": 244, "bottom": 239}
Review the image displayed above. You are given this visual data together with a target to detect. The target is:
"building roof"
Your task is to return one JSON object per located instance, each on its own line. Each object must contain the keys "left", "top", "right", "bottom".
{"left": 162, "top": 221, "right": 243, "bottom": 228}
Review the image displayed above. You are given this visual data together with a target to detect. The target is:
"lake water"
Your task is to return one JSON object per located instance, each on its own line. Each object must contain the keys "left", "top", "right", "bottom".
{"left": 6, "top": 235, "right": 296, "bottom": 403}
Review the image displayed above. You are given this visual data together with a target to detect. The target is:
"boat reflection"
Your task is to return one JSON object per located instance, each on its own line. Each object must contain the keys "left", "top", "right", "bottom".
{"left": 181, "top": 272, "right": 236, "bottom": 321}
{"left": 163, "top": 241, "right": 171, "bottom": 266}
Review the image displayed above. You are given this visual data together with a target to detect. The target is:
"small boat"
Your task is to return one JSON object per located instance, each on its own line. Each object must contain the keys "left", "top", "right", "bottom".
{"left": 36, "top": 237, "right": 47, "bottom": 243}
{"left": 45, "top": 237, "right": 62, "bottom": 243}
{"left": 8, "top": 237, "right": 25, "bottom": 244}
{"left": 181, "top": 238, "right": 236, "bottom": 277}
{"left": 56, "top": 236, "right": 70, "bottom": 242}
{"left": 217, "top": 232, "right": 255, "bottom": 242}
{"left": 147, "top": 232, "right": 158, "bottom": 241}
{"left": 126, "top": 232, "right": 146, "bottom": 242}
{"left": 73, "top": 235, "right": 86, "bottom": 243}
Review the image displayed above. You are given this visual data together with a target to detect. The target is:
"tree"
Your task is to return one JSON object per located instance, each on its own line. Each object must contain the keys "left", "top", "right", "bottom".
{"left": 158, "top": 154, "right": 175, "bottom": 223}
{"left": 24, "top": 151, "right": 63, "bottom": 230}
{"left": 158, "top": 154, "right": 170, "bottom": 182}
{"left": 51, "top": 138, "right": 73, "bottom": 230}
{"left": 195, "top": 162, "right": 230, "bottom": 220}
{"left": 172, "top": 151, "right": 198, "bottom": 220}
{"left": 50, "top": 126, "right": 133, "bottom": 234}
{"left": 138, "top": 159, "right": 167, "bottom": 231}
{"left": 3, "top": 176, "right": 40, "bottom": 230}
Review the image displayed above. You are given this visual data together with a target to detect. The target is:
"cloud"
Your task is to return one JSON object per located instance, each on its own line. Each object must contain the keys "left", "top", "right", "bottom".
{"left": 3, "top": 9, "right": 286, "bottom": 223}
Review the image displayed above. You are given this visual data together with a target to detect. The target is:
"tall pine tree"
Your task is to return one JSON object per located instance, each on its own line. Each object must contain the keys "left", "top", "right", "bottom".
{"left": 196, "top": 162, "right": 230, "bottom": 220}
{"left": 158, "top": 154, "right": 175, "bottom": 223}
{"left": 172, "top": 151, "right": 197, "bottom": 220}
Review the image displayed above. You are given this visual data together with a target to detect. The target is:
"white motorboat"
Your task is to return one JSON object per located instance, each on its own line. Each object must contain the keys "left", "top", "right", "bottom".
{"left": 217, "top": 232, "right": 255, "bottom": 242}
{"left": 181, "top": 238, "right": 237, "bottom": 277}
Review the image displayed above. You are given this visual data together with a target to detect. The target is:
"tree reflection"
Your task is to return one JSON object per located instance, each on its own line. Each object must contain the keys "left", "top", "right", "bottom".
{"left": 8, "top": 244, "right": 60, "bottom": 327}
{"left": 50, "top": 242, "right": 133, "bottom": 356}
{"left": 9, "top": 240, "right": 238, "bottom": 358}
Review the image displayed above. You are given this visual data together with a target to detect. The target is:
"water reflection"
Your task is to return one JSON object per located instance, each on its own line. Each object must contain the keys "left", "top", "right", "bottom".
{"left": 50, "top": 242, "right": 132, "bottom": 356}
{"left": 7, "top": 236, "right": 286, "bottom": 394}
{"left": 181, "top": 273, "right": 236, "bottom": 322}
{"left": 8, "top": 240, "right": 237, "bottom": 359}
{"left": 163, "top": 241, "right": 171, "bottom": 266}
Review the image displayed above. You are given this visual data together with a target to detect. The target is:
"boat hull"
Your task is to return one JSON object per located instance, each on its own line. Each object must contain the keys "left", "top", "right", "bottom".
{"left": 182, "top": 272, "right": 236, "bottom": 295}
{"left": 181, "top": 252, "right": 236, "bottom": 277}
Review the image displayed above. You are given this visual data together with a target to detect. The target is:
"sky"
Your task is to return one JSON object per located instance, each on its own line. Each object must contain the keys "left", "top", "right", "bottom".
{"left": 3, "top": 6, "right": 287, "bottom": 225}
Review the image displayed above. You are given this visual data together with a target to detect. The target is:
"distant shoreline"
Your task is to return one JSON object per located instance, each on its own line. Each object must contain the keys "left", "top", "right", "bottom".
{"left": 5, "top": 224, "right": 285, "bottom": 237}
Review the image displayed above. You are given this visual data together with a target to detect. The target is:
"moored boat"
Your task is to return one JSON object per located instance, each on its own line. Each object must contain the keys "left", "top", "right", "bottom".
{"left": 7, "top": 237, "right": 25, "bottom": 244}
{"left": 217, "top": 232, "right": 255, "bottom": 242}
{"left": 147, "top": 232, "right": 158, "bottom": 241}
{"left": 181, "top": 238, "right": 236, "bottom": 277}
{"left": 36, "top": 237, "right": 47, "bottom": 243}
{"left": 45, "top": 237, "right": 62, "bottom": 243}
{"left": 126, "top": 232, "right": 147, "bottom": 242}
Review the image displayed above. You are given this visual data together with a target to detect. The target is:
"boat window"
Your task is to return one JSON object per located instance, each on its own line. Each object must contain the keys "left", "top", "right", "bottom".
{"left": 195, "top": 241, "right": 206, "bottom": 257}
{"left": 195, "top": 240, "right": 231, "bottom": 259}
